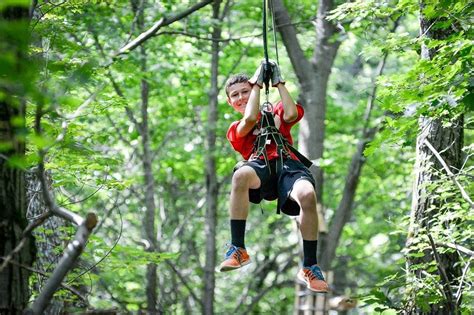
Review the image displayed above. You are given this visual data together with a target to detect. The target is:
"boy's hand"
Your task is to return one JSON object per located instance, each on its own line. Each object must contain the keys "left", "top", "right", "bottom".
{"left": 270, "top": 62, "right": 285, "bottom": 87}
{"left": 248, "top": 64, "right": 265, "bottom": 88}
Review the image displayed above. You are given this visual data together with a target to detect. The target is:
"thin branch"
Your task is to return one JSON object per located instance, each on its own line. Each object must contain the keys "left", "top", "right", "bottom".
{"left": 423, "top": 139, "right": 474, "bottom": 209}
{"left": 89, "top": 27, "right": 141, "bottom": 129}
{"left": 30, "top": 212, "right": 98, "bottom": 314}
{"left": 165, "top": 261, "right": 204, "bottom": 309}
{"left": 114, "top": 17, "right": 165, "bottom": 57}
{"left": 4, "top": 259, "right": 88, "bottom": 304}
{"left": 93, "top": 193, "right": 123, "bottom": 232}
{"left": 0, "top": 211, "right": 52, "bottom": 272}
{"left": 219, "top": 0, "right": 232, "bottom": 21}
{"left": 111, "top": 0, "right": 213, "bottom": 60}
{"left": 31, "top": 91, "right": 98, "bottom": 315}
{"left": 155, "top": 30, "right": 262, "bottom": 42}
{"left": 234, "top": 244, "right": 296, "bottom": 312}
{"left": 324, "top": 47, "right": 392, "bottom": 266}
{"left": 456, "top": 258, "right": 472, "bottom": 306}
{"left": 217, "top": 42, "right": 254, "bottom": 93}
{"left": 67, "top": 205, "right": 123, "bottom": 285}
{"left": 98, "top": 278, "right": 129, "bottom": 311}
{"left": 242, "top": 280, "right": 294, "bottom": 314}
{"left": 104, "top": 112, "right": 133, "bottom": 147}
{"left": 427, "top": 233, "right": 456, "bottom": 311}
{"left": 30, "top": 0, "right": 68, "bottom": 31}
{"left": 436, "top": 242, "right": 474, "bottom": 258}
{"left": 123, "top": 0, "right": 144, "bottom": 44}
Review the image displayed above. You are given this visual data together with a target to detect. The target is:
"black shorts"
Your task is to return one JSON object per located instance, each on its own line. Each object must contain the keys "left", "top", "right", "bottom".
{"left": 234, "top": 158, "right": 315, "bottom": 216}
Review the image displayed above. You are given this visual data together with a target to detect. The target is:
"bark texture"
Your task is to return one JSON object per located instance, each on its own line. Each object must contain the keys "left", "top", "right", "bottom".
{"left": 0, "top": 5, "right": 35, "bottom": 313}
{"left": 406, "top": 2, "right": 464, "bottom": 313}
{"left": 273, "top": 0, "right": 341, "bottom": 207}
{"left": 203, "top": 1, "right": 223, "bottom": 313}
{"left": 26, "top": 170, "right": 65, "bottom": 315}
{"left": 133, "top": 0, "right": 159, "bottom": 313}
{"left": 273, "top": 1, "right": 341, "bottom": 312}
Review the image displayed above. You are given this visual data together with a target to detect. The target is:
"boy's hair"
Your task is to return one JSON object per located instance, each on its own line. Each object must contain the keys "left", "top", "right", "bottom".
{"left": 225, "top": 73, "right": 249, "bottom": 97}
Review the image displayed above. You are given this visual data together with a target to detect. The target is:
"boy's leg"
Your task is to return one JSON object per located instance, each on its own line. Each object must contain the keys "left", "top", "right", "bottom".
{"left": 290, "top": 179, "right": 328, "bottom": 292}
{"left": 219, "top": 165, "right": 260, "bottom": 272}
{"left": 290, "top": 180, "right": 318, "bottom": 239}
{"left": 229, "top": 166, "right": 261, "bottom": 220}
{"left": 290, "top": 179, "right": 318, "bottom": 264}
{"left": 229, "top": 165, "right": 260, "bottom": 248}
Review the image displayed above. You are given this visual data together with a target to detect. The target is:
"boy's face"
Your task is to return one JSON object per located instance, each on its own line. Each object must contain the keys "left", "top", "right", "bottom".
{"left": 226, "top": 82, "right": 251, "bottom": 114}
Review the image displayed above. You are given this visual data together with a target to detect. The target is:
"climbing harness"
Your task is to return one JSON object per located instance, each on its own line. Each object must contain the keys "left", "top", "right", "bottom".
{"left": 249, "top": 0, "right": 312, "bottom": 173}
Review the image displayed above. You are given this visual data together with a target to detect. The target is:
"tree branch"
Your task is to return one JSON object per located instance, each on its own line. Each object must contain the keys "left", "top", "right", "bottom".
{"left": 436, "top": 242, "right": 474, "bottom": 258}
{"left": 30, "top": 212, "right": 97, "bottom": 314}
{"left": 456, "top": 258, "right": 471, "bottom": 306}
{"left": 322, "top": 52, "right": 390, "bottom": 268}
{"left": 88, "top": 28, "right": 141, "bottom": 130}
{"left": 112, "top": 0, "right": 213, "bottom": 59}
{"left": 29, "top": 96, "right": 99, "bottom": 314}
{"left": 4, "top": 259, "right": 88, "bottom": 305}
{"left": 164, "top": 261, "right": 204, "bottom": 309}
{"left": 0, "top": 211, "right": 52, "bottom": 272}
{"left": 242, "top": 280, "right": 294, "bottom": 314}
{"left": 155, "top": 30, "right": 262, "bottom": 42}
{"left": 53, "top": 86, "right": 104, "bottom": 144}
{"left": 272, "top": 0, "right": 312, "bottom": 84}
{"left": 427, "top": 233, "right": 456, "bottom": 311}
{"left": 423, "top": 139, "right": 474, "bottom": 209}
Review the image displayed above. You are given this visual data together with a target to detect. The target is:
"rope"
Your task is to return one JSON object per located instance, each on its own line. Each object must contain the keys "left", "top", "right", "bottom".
{"left": 262, "top": 0, "right": 270, "bottom": 100}
{"left": 269, "top": 0, "right": 280, "bottom": 66}
{"left": 261, "top": 0, "right": 280, "bottom": 101}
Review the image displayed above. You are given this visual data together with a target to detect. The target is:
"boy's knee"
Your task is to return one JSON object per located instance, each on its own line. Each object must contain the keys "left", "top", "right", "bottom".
{"left": 293, "top": 181, "right": 316, "bottom": 209}
{"left": 232, "top": 166, "right": 255, "bottom": 189}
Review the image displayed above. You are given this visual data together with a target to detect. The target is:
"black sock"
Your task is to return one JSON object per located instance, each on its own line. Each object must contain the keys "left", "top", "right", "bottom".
{"left": 303, "top": 240, "right": 318, "bottom": 267}
{"left": 230, "top": 220, "right": 246, "bottom": 248}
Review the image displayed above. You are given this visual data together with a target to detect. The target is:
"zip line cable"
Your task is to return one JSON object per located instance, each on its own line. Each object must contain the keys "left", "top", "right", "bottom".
{"left": 269, "top": 0, "right": 280, "bottom": 66}
{"left": 262, "top": 0, "right": 281, "bottom": 102}
{"left": 262, "top": 0, "right": 271, "bottom": 99}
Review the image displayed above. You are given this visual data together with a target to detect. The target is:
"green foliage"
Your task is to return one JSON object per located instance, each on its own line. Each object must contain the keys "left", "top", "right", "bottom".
{"left": 16, "top": 0, "right": 472, "bottom": 313}
{"left": 328, "top": 0, "right": 473, "bottom": 313}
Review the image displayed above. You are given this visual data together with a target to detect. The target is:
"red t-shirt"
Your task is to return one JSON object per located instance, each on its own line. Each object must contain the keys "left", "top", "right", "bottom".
{"left": 227, "top": 101, "right": 304, "bottom": 161}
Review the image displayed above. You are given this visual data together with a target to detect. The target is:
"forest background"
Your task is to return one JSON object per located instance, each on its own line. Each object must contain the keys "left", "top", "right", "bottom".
{"left": 0, "top": 0, "right": 472, "bottom": 314}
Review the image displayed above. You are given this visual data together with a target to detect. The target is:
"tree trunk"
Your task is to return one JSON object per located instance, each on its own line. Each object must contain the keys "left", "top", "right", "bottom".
{"left": 407, "top": 116, "right": 463, "bottom": 314}
{"left": 0, "top": 5, "right": 35, "bottom": 313}
{"left": 273, "top": 1, "right": 341, "bottom": 313}
{"left": 203, "top": 1, "right": 222, "bottom": 314}
{"left": 134, "top": 1, "right": 159, "bottom": 313}
{"left": 273, "top": 0, "right": 341, "bottom": 208}
{"left": 406, "top": 2, "right": 463, "bottom": 313}
{"left": 26, "top": 169, "right": 65, "bottom": 315}
{"left": 319, "top": 44, "right": 394, "bottom": 269}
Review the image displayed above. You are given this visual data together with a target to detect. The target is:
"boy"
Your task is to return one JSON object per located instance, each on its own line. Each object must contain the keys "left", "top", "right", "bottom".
{"left": 219, "top": 61, "right": 329, "bottom": 293}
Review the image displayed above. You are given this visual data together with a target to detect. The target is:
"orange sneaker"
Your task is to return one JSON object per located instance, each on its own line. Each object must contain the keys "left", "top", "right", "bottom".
{"left": 218, "top": 244, "right": 251, "bottom": 272}
{"left": 297, "top": 265, "right": 329, "bottom": 293}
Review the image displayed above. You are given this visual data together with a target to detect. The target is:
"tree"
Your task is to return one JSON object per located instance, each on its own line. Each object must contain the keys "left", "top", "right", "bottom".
{"left": 0, "top": 4, "right": 35, "bottom": 312}
{"left": 26, "top": 169, "right": 66, "bottom": 314}
{"left": 203, "top": 0, "right": 225, "bottom": 313}
{"left": 274, "top": 0, "right": 342, "bottom": 217}
{"left": 9, "top": 0, "right": 469, "bottom": 313}
{"left": 406, "top": 1, "right": 468, "bottom": 312}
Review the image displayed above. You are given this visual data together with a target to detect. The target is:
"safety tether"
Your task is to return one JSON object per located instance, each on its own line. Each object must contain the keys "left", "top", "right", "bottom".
{"left": 262, "top": 0, "right": 271, "bottom": 100}
{"left": 250, "top": 0, "right": 313, "bottom": 173}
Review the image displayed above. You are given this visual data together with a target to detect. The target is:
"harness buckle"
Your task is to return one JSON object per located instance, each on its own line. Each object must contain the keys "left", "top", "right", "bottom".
{"left": 261, "top": 101, "right": 273, "bottom": 113}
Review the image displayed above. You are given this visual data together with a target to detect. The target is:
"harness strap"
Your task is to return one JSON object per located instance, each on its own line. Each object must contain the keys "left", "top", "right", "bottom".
{"left": 251, "top": 109, "right": 312, "bottom": 171}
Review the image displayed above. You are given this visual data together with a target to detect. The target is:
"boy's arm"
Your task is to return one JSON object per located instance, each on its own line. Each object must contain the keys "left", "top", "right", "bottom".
{"left": 271, "top": 63, "right": 298, "bottom": 123}
{"left": 276, "top": 83, "right": 298, "bottom": 123}
{"left": 236, "top": 85, "right": 260, "bottom": 137}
